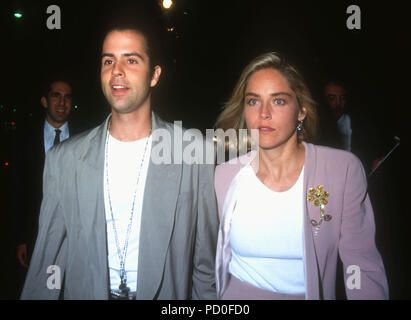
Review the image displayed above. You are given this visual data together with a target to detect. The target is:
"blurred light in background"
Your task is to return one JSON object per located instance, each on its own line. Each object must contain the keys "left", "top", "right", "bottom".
{"left": 163, "top": 0, "right": 173, "bottom": 9}
{"left": 14, "top": 11, "right": 23, "bottom": 19}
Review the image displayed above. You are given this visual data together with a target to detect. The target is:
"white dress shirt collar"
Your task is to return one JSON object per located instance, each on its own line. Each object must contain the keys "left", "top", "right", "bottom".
{"left": 44, "top": 119, "right": 70, "bottom": 154}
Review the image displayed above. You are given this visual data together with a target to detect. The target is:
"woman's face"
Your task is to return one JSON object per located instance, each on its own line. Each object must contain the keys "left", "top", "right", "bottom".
{"left": 243, "top": 68, "right": 306, "bottom": 150}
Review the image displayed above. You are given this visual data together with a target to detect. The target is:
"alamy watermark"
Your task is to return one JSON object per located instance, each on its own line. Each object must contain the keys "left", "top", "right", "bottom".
{"left": 346, "top": 265, "right": 361, "bottom": 290}
{"left": 46, "top": 5, "right": 61, "bottom": 30}
{"left": 46, "top": 265, "right": 61, "bottom": 290}
{"left": 46, "top": 263, "right": 362, "bottom": 291}
{"left": 145, "top": 122, "right": 260, "bottom": 167}
{"left": 346, "top": 5, "right": 361, "bottom": 30}
{"left": 44, "top": 5, "right": 361, "bottom": 32}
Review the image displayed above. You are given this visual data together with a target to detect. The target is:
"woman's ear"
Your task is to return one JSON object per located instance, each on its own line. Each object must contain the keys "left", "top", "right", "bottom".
{"left": 298, "top": 106, "right": 307, "bottom": 121}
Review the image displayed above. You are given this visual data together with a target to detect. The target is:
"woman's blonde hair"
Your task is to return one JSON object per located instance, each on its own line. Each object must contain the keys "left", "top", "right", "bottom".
{"left": 215, "top": 52, "right": 318, "bottom": 148}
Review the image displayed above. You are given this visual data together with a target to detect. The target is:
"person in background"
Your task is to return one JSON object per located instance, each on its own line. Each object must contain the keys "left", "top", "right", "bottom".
{"left": 14, "top": 79, "right": 75, "bottom": 270}
{"left": 322, "top": 80, "right": 351, "bottom": 151}
{"left": 320, "top": 80, "right": 395, "bottom": 175}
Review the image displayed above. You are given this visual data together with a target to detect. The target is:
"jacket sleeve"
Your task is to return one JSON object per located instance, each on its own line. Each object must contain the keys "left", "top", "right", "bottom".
{"left": 20, "top": 148, "right": 67, "bottom": 299}
{"left": 338, "top": 155, "right": 389, "bottom": 299}
{"left": 191, "top": 163, "right": 219, "bottom": 300}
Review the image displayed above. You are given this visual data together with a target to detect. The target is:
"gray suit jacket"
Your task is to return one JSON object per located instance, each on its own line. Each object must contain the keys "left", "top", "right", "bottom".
{"left": 21, "top": 113, "right": 219, "bottom": 300}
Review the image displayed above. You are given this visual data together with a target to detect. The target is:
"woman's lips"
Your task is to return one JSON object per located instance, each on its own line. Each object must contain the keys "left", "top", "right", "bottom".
{"left": 258, "top": 126, "right": 275, "bottom": 133}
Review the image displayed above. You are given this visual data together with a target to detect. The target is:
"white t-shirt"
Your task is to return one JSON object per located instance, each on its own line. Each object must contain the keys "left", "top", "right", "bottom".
{"left": 104, "top": 133, "right": 152, "bottom": 292}
{"left": 229, "top": 164, "right": 306, "bottom": 294}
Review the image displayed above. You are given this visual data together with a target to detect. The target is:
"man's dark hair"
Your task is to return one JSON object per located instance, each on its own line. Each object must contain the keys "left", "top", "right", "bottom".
{"left": 323, "top": 79, "right": 348, "bottom": 92}
{"left": 99, "top": 4, "right": 165, "bottom": 77}
{"left": 41, "top": 78, "right": 72, "bottom": 98}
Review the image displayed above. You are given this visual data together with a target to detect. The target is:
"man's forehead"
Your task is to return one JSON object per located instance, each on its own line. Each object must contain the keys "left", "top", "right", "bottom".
{"left": 50, "top": 81, "right": 72, "bottom": 92}
{"left": 325, "top": 84, "right": 346, "bottom": 95}
{"left": 103, "top": 30, "right": 147, "bottom": 49}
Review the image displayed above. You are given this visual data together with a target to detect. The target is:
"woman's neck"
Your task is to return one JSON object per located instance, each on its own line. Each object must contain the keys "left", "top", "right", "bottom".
{"left": 252, "top": 140, "right": 305, "bottom": 191}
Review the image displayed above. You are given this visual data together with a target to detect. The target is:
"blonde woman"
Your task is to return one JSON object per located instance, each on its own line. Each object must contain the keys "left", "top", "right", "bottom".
{"left": 214, "top": 52, "right": 388, "bottom": 300}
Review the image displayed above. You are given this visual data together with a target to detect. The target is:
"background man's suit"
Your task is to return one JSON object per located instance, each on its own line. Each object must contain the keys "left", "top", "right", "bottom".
{"left": 20, "top": 113, "right": 219, "bottom": 299}
{"left": 13, "top": 117, "right": 79, "bottom": 260}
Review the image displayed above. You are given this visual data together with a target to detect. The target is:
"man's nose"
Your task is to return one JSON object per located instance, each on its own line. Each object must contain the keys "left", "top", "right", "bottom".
{"left": 111, "top": 61, "right": 124, "bottom": 77}
{"left": 59, "top": 96, "right": 65, "bottom": 106}
{"left": 63, "top": 97, "right": 71, "bottom": 107}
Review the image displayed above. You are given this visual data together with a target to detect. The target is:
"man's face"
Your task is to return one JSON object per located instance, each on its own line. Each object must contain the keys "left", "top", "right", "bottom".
{"left": 324, "top": 84, "right": 347, "bottom": 119}
{"left": 41, "top": 81, "right": 72, "bottom": 127}
{"left": 101, "top": 30, "right": 161, "bottom": 114}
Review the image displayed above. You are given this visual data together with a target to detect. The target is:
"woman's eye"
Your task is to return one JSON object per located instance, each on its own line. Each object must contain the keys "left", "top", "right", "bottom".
{"left": 247, "top": 98, "right": 258, "bottom": 105}
{"left": 128, "top": 59, "right": 137, "bottom": 64}
{"left": 274, "top": 98, "right": 285, "bottom": 105}
{"left": 103, "top": 60, "right": 113, "bottom": 65}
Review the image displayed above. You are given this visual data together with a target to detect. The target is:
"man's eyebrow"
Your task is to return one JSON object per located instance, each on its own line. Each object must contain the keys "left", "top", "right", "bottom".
{"left": 101, "top": 52, "right": 145, "bottom": 61}
{"left": 102, "top": 53, "right": 114, "bottom": 59}
{"left": 50, "top": 91, "right": 72, "bottom": 96}
{"left": 123, "top": 52, "right": 145, "bottom": 61}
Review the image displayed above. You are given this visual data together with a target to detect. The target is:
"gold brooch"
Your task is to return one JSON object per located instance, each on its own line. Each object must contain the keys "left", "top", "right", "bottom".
{"left": 307, "top": 185, "right": 332, "bottom": 236}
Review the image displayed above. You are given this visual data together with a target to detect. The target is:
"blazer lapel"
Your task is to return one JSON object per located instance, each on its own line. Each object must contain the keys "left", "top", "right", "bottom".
{"left": 76, "top": 116, "right": 110, "bottom": 299}
{"left": 302, "top": 142, "right": 322, "bottom": 299}
{"left": 137, "top": 113, "right": 182, "bottom": 299}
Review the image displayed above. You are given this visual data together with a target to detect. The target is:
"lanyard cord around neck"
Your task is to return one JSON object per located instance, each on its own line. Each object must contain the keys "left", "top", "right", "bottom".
{"left": 104, "top": 126, "right": 151, "bottom": 291}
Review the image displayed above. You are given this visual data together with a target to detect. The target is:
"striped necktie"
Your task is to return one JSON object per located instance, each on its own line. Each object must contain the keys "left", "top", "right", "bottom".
{"left": 53, "top": 129, "right": 61, "bottom": 146}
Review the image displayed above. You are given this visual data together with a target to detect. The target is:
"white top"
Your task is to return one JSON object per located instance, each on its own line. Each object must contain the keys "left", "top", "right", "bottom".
{"left": 43, "top": 120, "right": 69, "bottom": 154}
{"left": 229, "top": 164, "right": 306, "bottom": 294}
{"left": 337, "top": 114, "right": 352, "bottom": 151}
{"left": 104, "top": 133, "right": 152, "bottom": 293}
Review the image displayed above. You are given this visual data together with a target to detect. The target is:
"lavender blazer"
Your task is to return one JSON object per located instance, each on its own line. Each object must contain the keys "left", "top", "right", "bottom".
{"left": 214, "top": 142, "right": 388, "bottom": 299}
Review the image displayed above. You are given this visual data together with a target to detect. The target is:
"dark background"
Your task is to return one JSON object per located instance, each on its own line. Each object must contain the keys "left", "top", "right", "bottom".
{"left": 0, "top": 0, "right": 409, "bottom": 299}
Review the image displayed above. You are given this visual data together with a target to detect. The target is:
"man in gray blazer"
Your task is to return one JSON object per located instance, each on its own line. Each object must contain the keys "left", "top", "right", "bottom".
{"left": 20, "top": 21, "right": 219, "bottom": 300}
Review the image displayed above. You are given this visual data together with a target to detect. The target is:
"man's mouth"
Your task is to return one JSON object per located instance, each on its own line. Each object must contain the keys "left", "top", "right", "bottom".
{"left": 111, "top": 84, "right": 129, "bottom": 95}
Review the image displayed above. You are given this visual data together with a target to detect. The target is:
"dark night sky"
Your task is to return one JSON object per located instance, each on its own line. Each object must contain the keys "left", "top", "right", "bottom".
{"left": 1, "top": 0, "right": 409, "bottom": 138}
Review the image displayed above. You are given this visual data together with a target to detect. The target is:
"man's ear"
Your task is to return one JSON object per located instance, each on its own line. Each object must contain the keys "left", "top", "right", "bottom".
{"left": 150, "top": 65, "right": 162, "bottom": 88}
{"left": 40, "top": 96, "right": 48, "bottom": 109}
